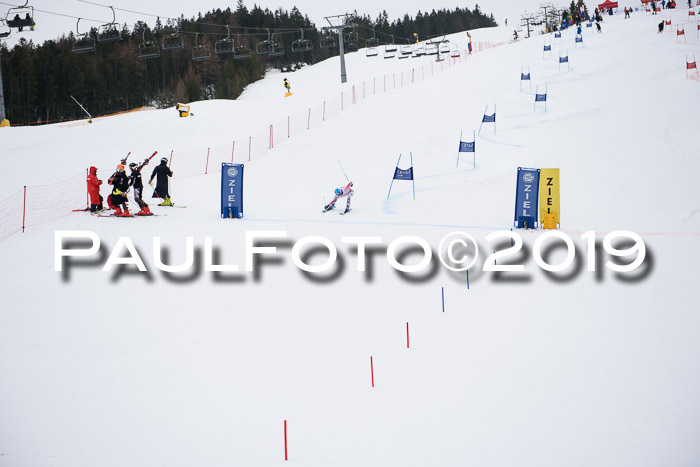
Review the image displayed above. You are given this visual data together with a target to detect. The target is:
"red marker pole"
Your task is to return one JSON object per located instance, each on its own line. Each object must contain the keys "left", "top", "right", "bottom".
{"left": 284, "top": 420, "right": 288, "bottom": 461}
{"left": 406, "top": 322, "right": 410, "bottom": 349}
{"left": 370, "top": 356, "right": 375, "bottom": 387}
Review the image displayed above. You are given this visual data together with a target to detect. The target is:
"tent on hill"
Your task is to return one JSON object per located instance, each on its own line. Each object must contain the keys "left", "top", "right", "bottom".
{"left": 598, "top": 0, "right": 619, "bottom": 9}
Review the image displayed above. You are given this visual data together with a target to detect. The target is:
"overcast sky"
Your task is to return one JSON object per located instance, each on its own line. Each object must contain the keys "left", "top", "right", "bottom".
{"left": 1, "top": 0, "right": 558, "bottom": 46}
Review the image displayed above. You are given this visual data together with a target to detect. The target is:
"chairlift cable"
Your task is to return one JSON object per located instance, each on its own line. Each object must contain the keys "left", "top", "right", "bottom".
{"left": 74, "top": 0, "right": 319, "bottom": 34}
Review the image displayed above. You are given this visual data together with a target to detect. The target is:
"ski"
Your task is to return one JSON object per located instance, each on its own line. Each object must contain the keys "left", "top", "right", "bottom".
{"left": 72, "top": 208, "right": 89, "bottom": 212}
{"left": 95, "top": 213, "right": 134, "bottom": 218}
{"left": 158, "top": 204, "right": 186, "bottom": 208}
{"left": 340, "top": 209, "right": 352, "bottom": 215}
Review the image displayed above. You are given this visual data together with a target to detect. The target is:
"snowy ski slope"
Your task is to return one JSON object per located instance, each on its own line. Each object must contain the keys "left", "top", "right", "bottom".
{"left": 1, "top": 12, "right": 700, "bottom": 467}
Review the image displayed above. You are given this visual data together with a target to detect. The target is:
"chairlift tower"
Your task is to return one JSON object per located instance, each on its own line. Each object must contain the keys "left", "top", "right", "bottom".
{"left": 428, "top": 36, "right": 450, "bottom": 62}
{"left": 323, "top": 14, "right": 355, "bottom": 83}
{"left": 0, "top": 50, "right": 5, "bottom": 122}
{"left": 520, "top": 13, "right": 537, "bottom": 38}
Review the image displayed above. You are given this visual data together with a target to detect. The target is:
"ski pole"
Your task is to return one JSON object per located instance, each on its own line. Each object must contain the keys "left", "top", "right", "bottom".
{"left": 337, "top": 160, "right": 350, "bottom": 182}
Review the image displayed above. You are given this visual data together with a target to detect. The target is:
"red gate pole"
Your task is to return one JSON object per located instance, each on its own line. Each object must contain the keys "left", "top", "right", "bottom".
{"left": 231, "top": 141, "right": 235, "bottom": 163}
{"left": 307, "top": 108, "right": 311, "bottom": 129}
{"left": 284, "top": 420, "right": 288, "bottom": 461}
{"left": 248, "top": 136, "right": 252, "bottom": 161}
{"left": 205, "top": 148, "right": 210, "bottom": 175}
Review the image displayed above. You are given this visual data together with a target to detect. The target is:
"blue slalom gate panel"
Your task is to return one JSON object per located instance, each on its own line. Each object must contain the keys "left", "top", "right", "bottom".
{"left": 221, "top": 163, "right": 244, "bottom": 218}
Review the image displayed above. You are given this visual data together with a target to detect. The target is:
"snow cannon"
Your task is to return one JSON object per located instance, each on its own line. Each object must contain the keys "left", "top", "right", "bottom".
{"left": 176, "top": 103, "right": 191, "bottom": 118}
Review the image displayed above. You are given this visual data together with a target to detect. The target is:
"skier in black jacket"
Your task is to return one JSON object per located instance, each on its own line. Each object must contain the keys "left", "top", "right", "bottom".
{"left": 149, "top": 157, "right": 174, "bottom": 206}
{"left": 109, "top": 164, "right": 131, "bottom": 216}
{"left": 129, "top": 162, "right": 151, "bottom": 215}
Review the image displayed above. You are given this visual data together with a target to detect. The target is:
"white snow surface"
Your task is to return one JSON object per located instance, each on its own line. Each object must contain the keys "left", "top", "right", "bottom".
{"left": 2, "top": 15, "right": 700, "bottom": 467}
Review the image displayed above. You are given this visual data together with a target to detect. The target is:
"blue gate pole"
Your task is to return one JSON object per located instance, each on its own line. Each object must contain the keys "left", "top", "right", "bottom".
{"left": 386, "top": 153, "right": 402, "bottom": 199}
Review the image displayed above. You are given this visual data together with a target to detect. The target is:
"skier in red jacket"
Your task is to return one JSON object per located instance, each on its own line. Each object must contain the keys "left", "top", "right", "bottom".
{"left": 86, "top": 166, "right": 103, "bottom": 213}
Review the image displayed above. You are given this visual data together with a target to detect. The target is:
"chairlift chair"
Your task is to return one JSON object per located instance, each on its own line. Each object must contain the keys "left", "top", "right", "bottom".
{"left": 233, "top": 36, "right": 251, "bottom": 59}
{"left": 192, "top": 33, "right": 211, "bottom": 61}
{"left": 366, "top": 27, "right": 379, "bottom": 49}
{"left": 162, "top": 22, "right": 184, "bottom": 50}
{"left": 138, "top": 29, "right": 160, "bottom": 59}
{"left": 412, "top": 44, "right": 425, "bottom": 57}
{"left": 257, "top": 29, "right": 284, "bottom": 56}
{"left": 96, "top": 6, "right": 120, "bottom": 43}
{"left": 291, "top": 28, "right": 313, "bottom": 53}
{"left": 450, "top": 45, "right": 460, "bottom": 58}
{"left": 344, "top": 31, "right": 358, "bottom": 50}
{"left": 72, "top": 18, "right": 95, "bottom": 53}
{"left": 400, "top": 44, "right": 413, "bottom": 55}
{"left": 365, "top": 30, "right": 379, "bottom": 57}
{"left": 425, "top": 43, "right": 438, "bottom": 55}
{"left": 5, "top": 1, "right": 34, "bottom": 30}
{"left": 215, "top": 25, "right": 235, "bottom": 54}
{"left": 320, "top": 33, "right": 336, "bottom": 48}
{"left": 439, "top": 42, "right": 450, "bottom": 53}
{"left": 384, "top": 36, "right": 396, "bottom": 58}
{"left": 0, "top": 19, "right": 11, "bottom": 38}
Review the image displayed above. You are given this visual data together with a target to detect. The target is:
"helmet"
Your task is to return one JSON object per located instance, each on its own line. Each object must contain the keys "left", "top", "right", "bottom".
{"left": 161, "top": 157, "right": 168, "bottom": 164}
{"left": 334, "top": 188, "right": 342, "bottom": 196}
{"left": 129, "top": 162, "right": 137, "bottom": 169}
{"left": 117, "top": 164, "right": 125, "bottom": 170}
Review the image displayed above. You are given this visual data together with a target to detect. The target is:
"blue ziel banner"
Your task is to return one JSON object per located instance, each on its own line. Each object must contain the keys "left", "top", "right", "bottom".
{"left": 514, "top": 167, "right": 540, "bottom": 228}
{"left": 221, "top": 163, "right": 244, "bottom": 218}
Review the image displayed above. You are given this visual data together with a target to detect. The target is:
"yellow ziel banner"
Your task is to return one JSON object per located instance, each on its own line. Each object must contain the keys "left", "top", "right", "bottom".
{"left": 539, "top": 168, "right": 560, "bottom": 228}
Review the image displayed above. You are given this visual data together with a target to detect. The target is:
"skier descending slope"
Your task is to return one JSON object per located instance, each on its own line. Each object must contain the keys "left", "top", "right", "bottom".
{"left": 323, "top": 182, "right": 354, "bottom": 214}
{"left": 149, "top": 157, "right": 174, "bottom": 206}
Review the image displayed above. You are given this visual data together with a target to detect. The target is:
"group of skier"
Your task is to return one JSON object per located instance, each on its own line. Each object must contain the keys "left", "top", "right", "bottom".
{"left": 86, "top": 153, "right": 174, "bottom": 217}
